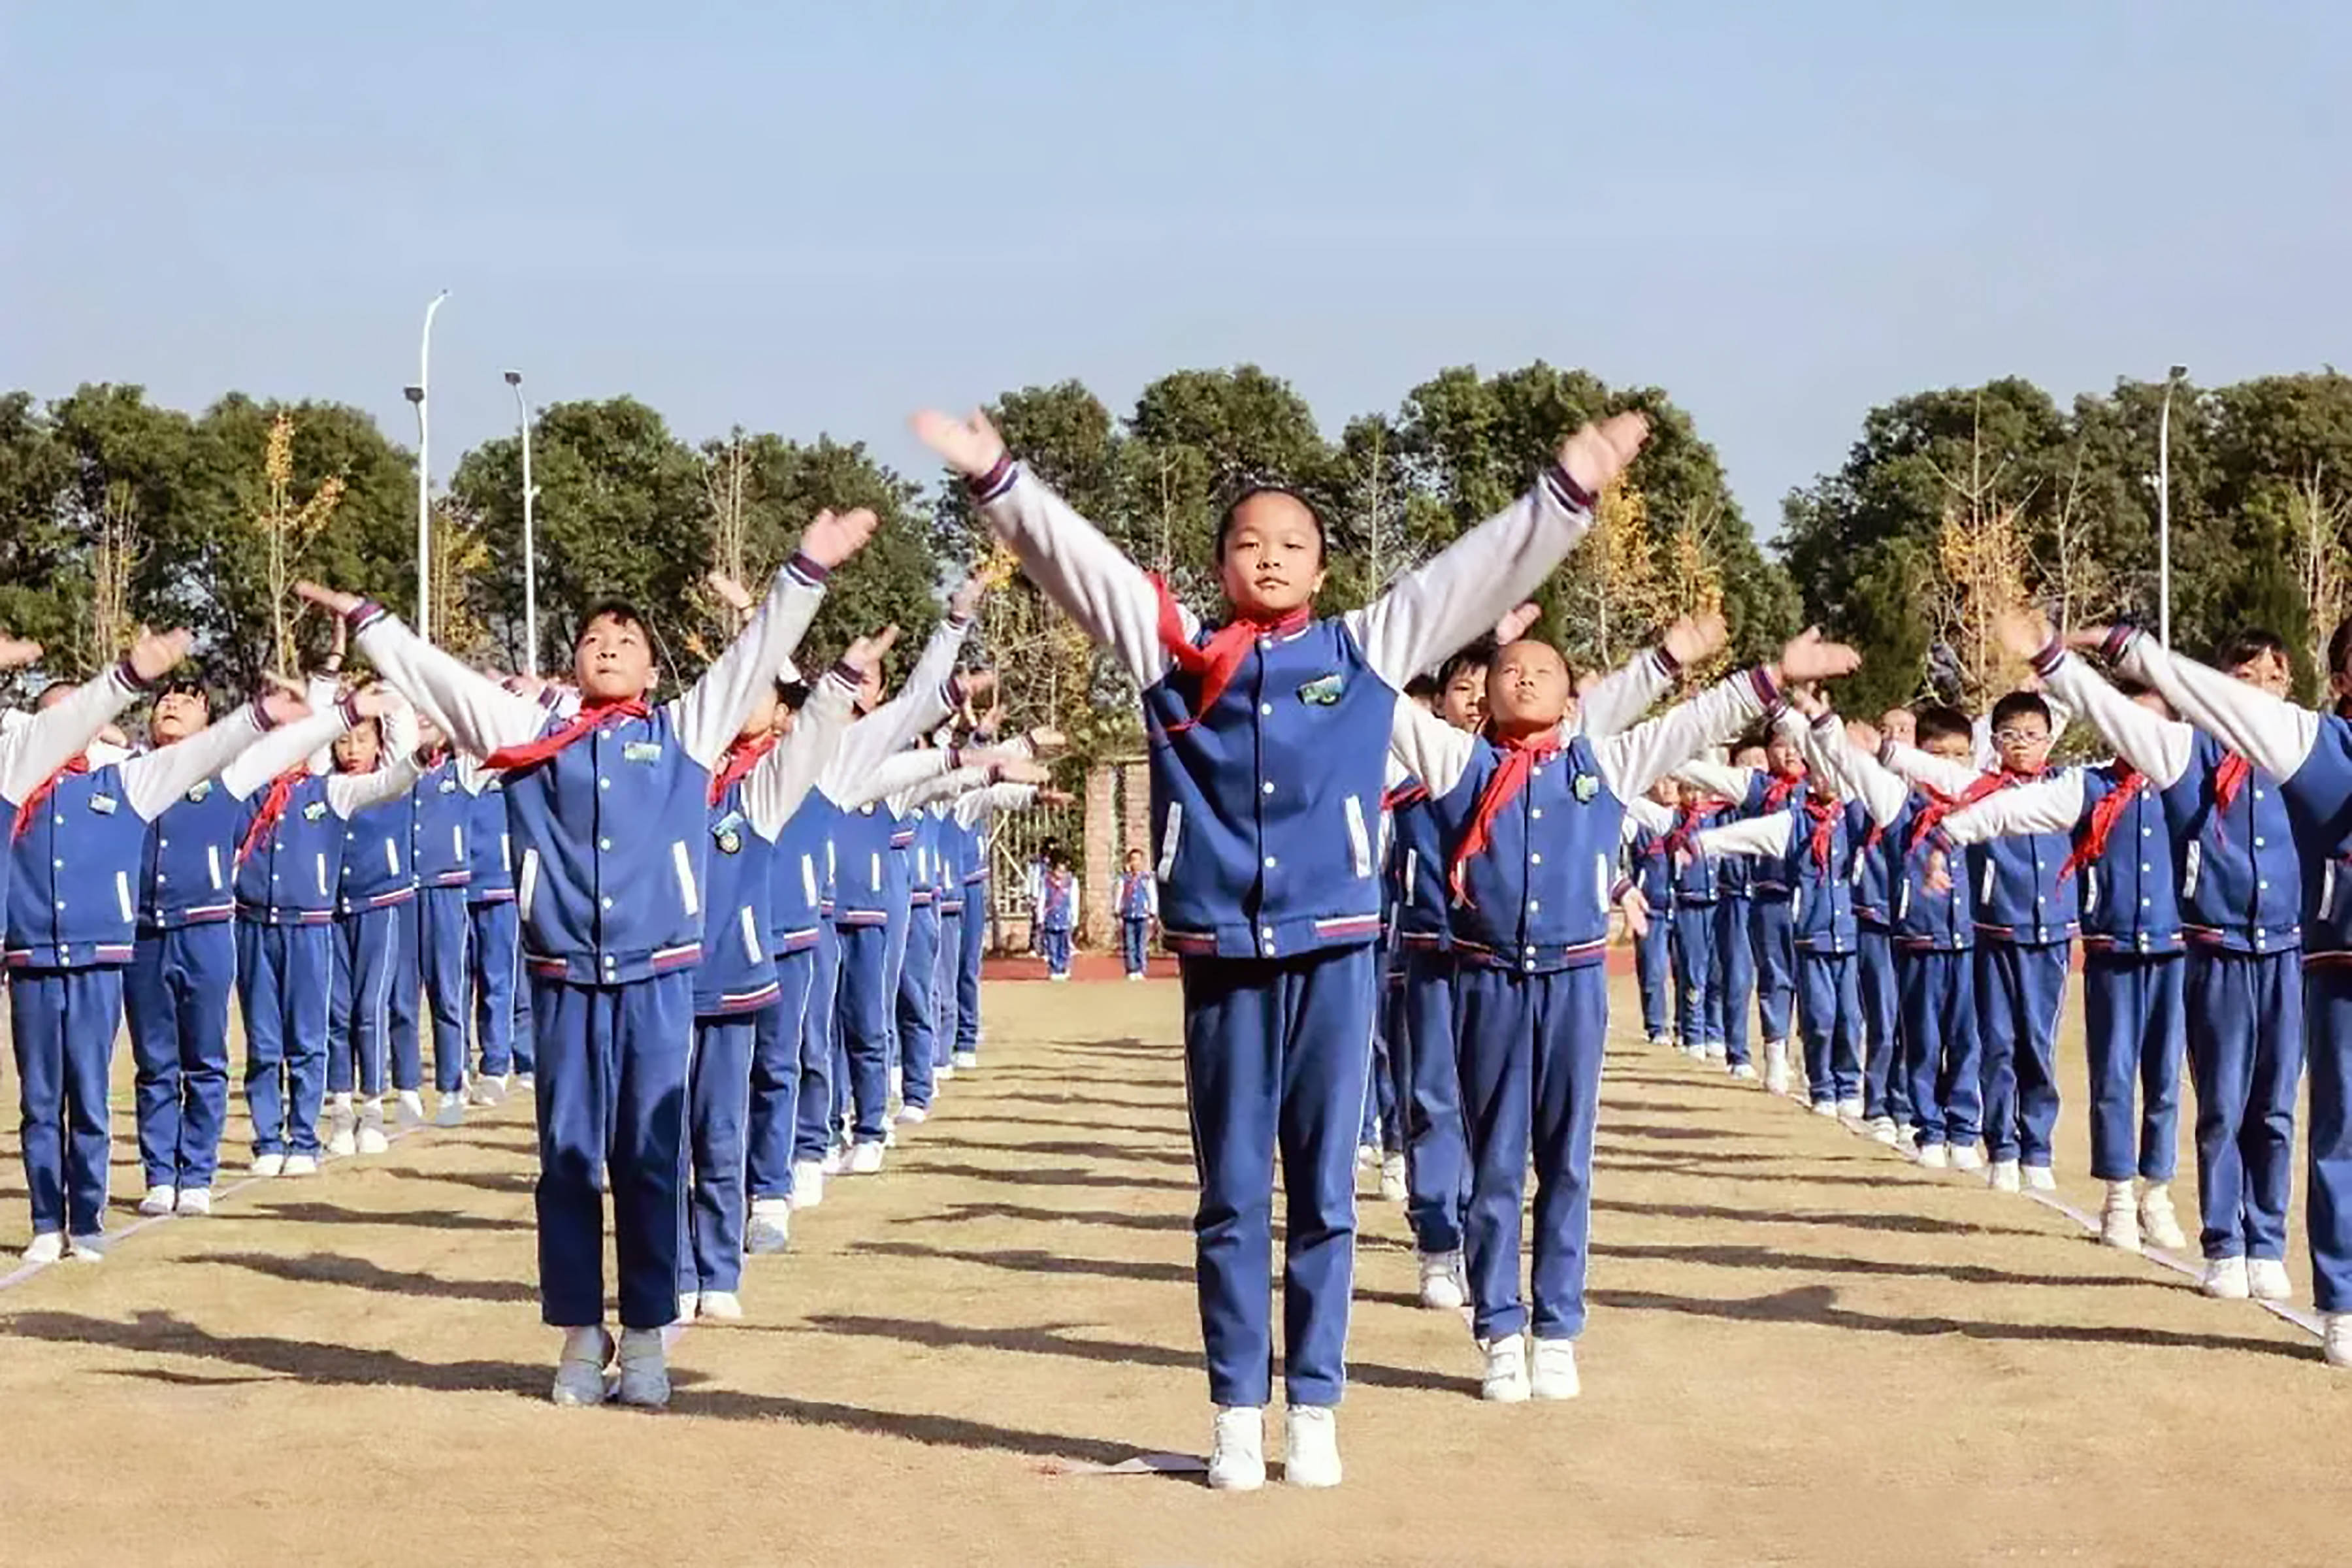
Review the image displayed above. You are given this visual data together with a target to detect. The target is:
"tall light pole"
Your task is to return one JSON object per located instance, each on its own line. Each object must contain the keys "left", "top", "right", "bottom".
{"left": 2158, "top": 363, "right": 2187, "bottom": 648}
{"left": 412, "top": 290, "right": 449, "bottom": 636}
{"left": 504, "top": 370, "right": 540, "bottom": 676}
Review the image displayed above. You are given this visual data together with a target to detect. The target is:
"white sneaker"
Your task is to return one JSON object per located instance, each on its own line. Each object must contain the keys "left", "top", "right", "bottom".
{"left": 790, "top": 1162, "right": 826, "bottom": 1211}
{"left": 138, "top": 1184, "right": 177, "bottom": 1218}
{"left": 1729, "top": 1062, "right": 1759, "bottom": 1082}
{"left": 616, "top": 1328, "right": 670, "bottom": 1409}
{"left": 697, "top": 1289, "right": 743, "bottom": 1322}
{"left": 1379, "top": 1154, "right": 1407, "bottom": 1203}
{"left": 327, "top": 1096, "right": 356, "bottom": 1156}
{"left": 251, "top": 1152, "right": 286, "bottom": 1178}
{"left": 551, "top": 1326, "right": 614, "bottom": 1407}
{"left": 1282, "top": 1405, "right": 1342, "bottom": 1489}
{"left": 1418, "top": 1251, "right": 1467, "bottom": 1311}
{"left": 2325, "top": 1313, "right": 2352, "bottom": 1369}
{"left": 282, "top": 1153, "right": 319, "bottom": 1178}
{"left": 1988, "top": 1159, "right": 2022, "bottom": 1194}
{"left": 677, "top": 1292, "right": 699, "bottom": 1323}
{"left": 895, "top": 1103, "right": 928, "bottom": 1126}
{"left": 1763, "top": 1041, "right": 1791, "bottom": 1096}
{"left": 1867, "top": 1117, "right": 1899, "bottom": 1146}
{"left": 936, "top": 1062, "right": 955, "bottom": 1083}
{"left": 1706, "top": 1041, "right": 1728, "bottom": 1064}
{"left": 396, "top": 1090, "right": 427, "bottom": 1130}
{"left": 1810, "top": 1100, "right": 1838, "bottom": 1119}
{"left": 357, "top": 1124, "right": 389, "bottom": 1156}
{"left": 1356, "top": 1143, "right": 1378, "bottom": 1172}
{"left": 2100, "top": 1181, "right": 2142, "bottom": 1253}
{"left": 2140, "top": 1184, "right": 2189, "bottom": 1252}
{"left": 1683, "top": 1040, "right": 1708, "bottom": 1060}
{"left": 1480, "top": 1335, "right": 1530, "bottom": 1403}
{"left": 1916, "top": 1142, "right": 1950, "bottom": 1170}
{"left": 2247, "top": 1258, "right": 2293, "bottom": 1303}
{"left": 468, "top": 1075, "right": 508, "bottom": 1107}
{"left": 1894, "top": 1124, "right": 1919, "bottom": 1156}
{"left": 1836, "top": 1096, "right": 1865, "bottom": 1121}
{"left": 176, "top": 1188, "right": 212, "bottom": 1217}
{"left": 745, "top": 1198, "right": 791, "bottom": 1255}
{"left": 1648, "top": 1035, "right": 1673, "bottom": 1052}
{"left": 2201, "top": 1256, "right": 2251, "bottom": 1300}
{"left": 1206, "top": 1406, "right": 1266, "bottom": 1492}
{"left": 1529, "top": 1337, "right": 1580, "bottom": 1401}
{"left": 1949, "top": 1146, "right": 1985, "bottom": 1173}
{"left": 953, "top": 1051, "right": 978, "bottom": 1070}
{"left": 883, "top": 1121, "right": 899, "bottom": 1149}
{"left": 515, "top": 1072, "right": 536, "bottom": 1090}
{"left": 67, "top": 1233, "right": 105, "bottom": 1263}
{"left": 22, "top": 1232, "right": 63, "bottom": 1265}
{"left": 435, "top": 1093, "right": 466, "bottom": 1128}
{"left": 849, "top": 1141, "right": 885, "bottom": 1175}
{"left": 2022, "top": 1165, "right": 2057, "bottom": 1193}
{"left": 819, "top": 1145, "right": 847, "bottom": 1177}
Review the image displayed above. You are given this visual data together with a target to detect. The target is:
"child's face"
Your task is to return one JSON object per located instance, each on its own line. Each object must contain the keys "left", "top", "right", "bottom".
{"left": 2230, "top": 649, "right": 2293, "bottom": 698}
{"left": 575, "top": 613, "right": 654, "bottom": 702}
{"left": 1218, "top": 493, "right": 1326, "bottom": 619}
{"left": 1484, "top": 640, "right": 1571, "bottom": 735}
{"left": 332, "top": 720, "right": 381, "bottom": 773}
{"left": 1765, "top": 734, "right": 1804, "bottom": 776}
{"left": 150, "top": 691, "right": 209, "bottom": 745}
{"left": 1648, "top": 777, "right": 1679, "bottom": 807}
{"left": 1126, "top": 853, "right": 1144, "bottom": 874}
{"left": 1732, "top": 745, "right": 1767, "bottom": 770}
{"left": 1878, "top": 708, "right": 1916, "bottom": 749}
{"left": 1923, "top": 730, "right": 1974, "bottom": 763}
{"left": 1993, "top": 711, "right": 2051, "bottom": 774}
{"left": 1439, "top": 664, "right": 1487, "bottom": 731}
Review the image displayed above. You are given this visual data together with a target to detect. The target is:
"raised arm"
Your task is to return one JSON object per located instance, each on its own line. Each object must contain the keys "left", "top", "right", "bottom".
{"left": 1577, "top": 646, "right": 1676, "bottom": 739}
{"left": 319, "top": 589, "right": 546, "bottom": 759}
{"left": 324, "top": 702, "right": 421, "bottom": 817}
{"left": 1674, "top": 759, "right": 1758, "bottom": 801}
{"left": 0, "top": 657, "right": 154, "bottom": 802}
{"left": 1882, "top": 739, "right": 1982, "bottom": 798}
{"left": 2104, "top": 625, "right": 2319, "bottom": 781}
{"left": 2033, "top": 643, "right": 2193, "bottom": 788}
{"left": 1939, "top": 771, "right": 2090, "bottom": 845}
{"left": 951, "top": 779, "right": 1039, "bottom": 828}
{"left": 671, "top": 527, "right": 854, "bottom": 770}
{"left": 1389, "top": 698, "right": 1481, "bottom": 800}
{"left": 834, "top": 746, "right": 956, "bottom": 813}
{"left": 220, "top": 705, "right": 353, "bottom": 800}
{"left": 1599, "top": 668, "right": 1781, "bottom": 802}
{"left": 743, "top": 664, "right": 860, "bottom": 836}
{"left": 1697, "top": 813, "right": 1793, "bottom": 860}
{"left": 1823, "top": 732, "right": 1913, "bottom": 830}
{"left": 120, "top": 704, "right": 268, "bottom": 820}
{"left": 823, "top": 617, "right": 977, "bottom": 786}
{"left": 1622, "top": 794, "right": 1673, "bottom": 834}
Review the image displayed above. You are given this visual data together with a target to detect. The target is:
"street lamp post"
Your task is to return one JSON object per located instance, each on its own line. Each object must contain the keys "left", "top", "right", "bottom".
{"left": 2158, "top": 363, "right": 2187, "bottom": 648}
{"left": 411, "top": 291, "right": 449, "bottom": 637}
{"left": 503, "top": 370, "right": 540, "bottom": 677}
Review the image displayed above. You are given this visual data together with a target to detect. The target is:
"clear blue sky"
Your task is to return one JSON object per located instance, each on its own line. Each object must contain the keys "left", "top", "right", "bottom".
{"left": 6, "top": 1, "right": 2347, "bottom": 543}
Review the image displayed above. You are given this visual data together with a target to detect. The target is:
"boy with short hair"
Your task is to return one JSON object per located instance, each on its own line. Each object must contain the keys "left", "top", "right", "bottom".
{"left": 1037, "top": 850, "right": 1077, "bottom": 979}
{"left": 1117, "top": 847, "right": 1155, "bottom": 979}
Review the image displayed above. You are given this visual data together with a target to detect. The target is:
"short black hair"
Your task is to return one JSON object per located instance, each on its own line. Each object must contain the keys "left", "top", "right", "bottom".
{"left": 576, "top": 599, "right": 649, "bottom": 642}
{"left": 1914, "top": 704, "right": 1974, "bottom": 747}
{"left": 154, "top": 678, "right": 209, "bottom": 702}
{"left": 2213, "top": 627, "right": 2289, "bottom": 672}
{"left": 1215, "top": 484, "right": 1328, "bottom": 565}
{"left": 774, "top": 678, "right": 809, "bottom": 710}
{"left": 1403, "top": 673, "right": 1440, "bottom": 702}
{"left": 1989, "top": 691, "right": 2051, "bottom": 734}
{"left": 1437, "top": 636, "right": 1499, "bottom": 694}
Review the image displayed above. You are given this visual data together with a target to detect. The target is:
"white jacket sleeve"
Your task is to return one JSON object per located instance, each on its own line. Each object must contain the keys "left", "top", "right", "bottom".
{"left": 1389, "top": 698, "right": 1480, "bottom": 798}
{"left": 1882, "top": 740, "right": 1982, "bottom": 798}
{"left": 972, "top": 464, "right": 1180, "bottom": 688}
{"left": 2112, "top": 630, "right": 2319, "bottom": 781}
{"left": 1622, "top": 795, "right": 1674, "bottom": 833}
{"left": 0, "top": 662, "right": 142, "bottom": 804}
{"left": 2040, "top": 648, "right": 2192, "bottom": 789}
{"left": 324, "top": 704, "right": 421, "bottom": 818}
{"left": 1940, "top": 772, "right": 2089, "bottom": 845}
{"left": 1674, "top": 760, "right": 1757, "bottom": 802}
{"left": 352, "top": 608, "right": 547, "bottom": 759}
{"left": 1597, "top": 668, "right": 1780, "bottom": 803}
{"left": 819, "top": 616, "right": 974, "bottom": 790}
{"left": 1827, "top": 738, "right": 1912, "bottom": 830}
{"left": 670, "top": 554, "right": 829, "bottom": 770}
{"left": 1697, "top": 814, "right": 1793, "bottom": 859}
{"left": 1575, "top": 646, "right": 1676, "bottom": 739}
{"left": 743, "top": 667, "right": 860, "bottom": 836}
{"left": 221, "top": 708, "right": 352, "bottom": 800}
{"left": 834, "top": 748, "right": 955, "bottom": 812}
{"left": 120, "top": 705, "right": 267, "bottom": 821}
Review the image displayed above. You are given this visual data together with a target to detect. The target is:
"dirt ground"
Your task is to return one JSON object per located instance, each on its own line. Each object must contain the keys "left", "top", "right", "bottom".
{"left": 0, "top": 973, "right": 2346, "bottom": 1568}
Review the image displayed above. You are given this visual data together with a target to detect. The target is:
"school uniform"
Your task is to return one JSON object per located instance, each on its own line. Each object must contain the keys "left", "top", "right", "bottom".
{"left": 1394, "top": 667, "right": 1775, "bottom": 1347}
{"left": 1037, "top": 868, "right": 1077, "bottom": 975}
{"left": 1833, "top": 734, "right": 1984, "bottom": 1152}
{"left": 1621, "top": 814, "right": 1674, "bottom": 1044}
{"left": 1852, "top": 802, "right": 1908, "bottom": 1126}
{"left": 409, "top": 757, "right": 476, "bottom": 1096}
{"left": 1883, "top": 739, "right": 2080, "bottom": 1169}
{"left": 466, "top": 775, "right": 529, "bottom": 1080}
{"left": 896, "top": 805, "right": 947, "bottom": 1096}
{"left": 129, "top": 704, "right": 342, "bottom": 1202}
{"left": 1661, "top": 800, "right": 1723, "bottom": 1054}
{"left": 932, "top": 803, "right": 968, "bottom": 1062}
{"left": 331, "top": 768, "right": 418, "bottom": 1104}
{"left": 685, "top": 675, "right": 855, "bottom": 1296}
{"left": 1710, "top": 826, "right": 1757, "bottom": 1070}
{"left": 235, "top": 702, "right": 423, "bottom": 1161}
{"left": 9, "top": 687, "right": 266, "bottom": 1241}
{"left": 0, "top": 668, "right": 146, "bottom": 934}
{"left": 973, "top": 446, "right": 1603, "bottom": 1418}
{"left": 352, "top": 555, "right": 826, "bottom": 1334}
{"left": 1116, "top": 868, "right": 1156, "bottom": 975}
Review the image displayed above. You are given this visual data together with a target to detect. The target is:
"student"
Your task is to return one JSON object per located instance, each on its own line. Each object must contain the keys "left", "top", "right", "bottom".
{"left": 1850, "top": 729, "right": 1907, "bottom": 1140}
{"left": 323, "top": 703, "right": 431, "bottom": 1152}
{"left": 1658, "top": 775, "right": 1724, "bottom": 1061}
{"left": 1624, "top": 782, "right": 1678, "bottom": 1049}
{"left": 408, "top": 719, "right": 480, "bottom": 1112}
{"left": 1116, "top": 846, "right": 1156, "bottom": 979}
{"left": 1711, "top": 742, "right": 1769, "bottom": 1081}
{"left": 237, "top": 689, "right": 423, "bottom": 1180}
{"left": 1393, "top": 630, "right": 1854, "bottom": 1403}
{"left": 919, "top": 399, "right": 1648, "bottom": 1491}
{"left": 1695, "top": 701, "right": 1869, "bottom": 1117}
{"left": 1037, "top": 851, "right": 1078, "bottom": 979}
{"left": 943, "top": 759, "right": 1060, "bottom": 1073}
{"left": 466, "top": 759, "right": 531, "bottom": 1090}
{"left": 1929, "top": 613, "right": 2191, "bottom": 1254}
{"left": 2026, "top": 621, "right": 2302, "bottom": 1298}
{"left": 301, "top": 503, "right": 866, "bottom": 1409}
{"left": 2103, "top": 618, "right": 2352, "bottom": 1362}
{"left": 1881, "top": 691, "right": 2080, "bottom": 1191}
{"left": 1678, "top": 731, "right": 1809, "bottom": 1094}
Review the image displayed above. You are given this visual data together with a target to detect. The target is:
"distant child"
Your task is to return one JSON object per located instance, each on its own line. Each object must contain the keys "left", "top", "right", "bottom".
{"left": 1038, "top": 851, "right": 1077, "bottom": 980}
{"left": 1117, "top": 846, "right": 1155, "bottom": 979}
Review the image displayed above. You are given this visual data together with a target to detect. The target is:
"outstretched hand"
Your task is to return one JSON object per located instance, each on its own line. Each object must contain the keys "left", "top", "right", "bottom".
{"left": 1556, "top": 412, "right": 1651, "bottom": 498}
{"left": 949, "top": 575, "right": 986, "bottom": 622}
{"left": 800, "top": 508, "right": 881, "bottom": 572}
{"left": 1619, "top": 886, "right": 1652, "bottom": 939}
{"left": 1663, "top": 610, "right": 1729, "bottom": 671}
{"left": 1925, "top": 848, "right": 1953, "bottom": 897}
{"left": 1773, "top": 629, "right": 1862, "bottom": 688}
{"left": 995, "top": 757, "right": 1052, "bottom": 787}
{"left": 0, "top": 634, "right": 42, "bottom": 671}
{"left": 706, "top": 570, "right": 756, "bottom": 618}
{"left": 1038, "top": 786, "right": 1077, "bottom": 807}
{"left": 346, "top": 681, "right": 400, "bottom": 721}
{"left": 294, "top": 580, "right": 363, "bottom": 619}
{"left": 911, "top": 409, "right": 1008, "bottom": 480}
{"left": 959, "top": 668, "right": 1001, "bottom": 709}
{"left": 841, "top": 625, "right": 901, "bottom": 683}
{"left": 127, "top": 627, "right": 193, "bottom": 684}
{"left": 1493, "top": 601, "right": 1542, "bottom": 645}
{"left": 256, "top": 674, "right": 312, "bottom": 729}
{"left": 1994, "top": 606, "right": 2054, "bottom": 665}
{"left": 1845, "top": 718, "right": 1883, "bottom": 757}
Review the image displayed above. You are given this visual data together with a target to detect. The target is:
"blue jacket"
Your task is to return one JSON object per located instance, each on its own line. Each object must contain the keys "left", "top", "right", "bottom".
{"left": 769, "top": 793, "right": 839, "bottom": 953}
{"left": 694, "top": 776, "right": 781, "bottom": 1016}
{"left": 410, "top": 759, "right": 473, "bottom": 889}
{"left": 466, "top": 777, "right": 514, "bottom": 901}
{"left": 338, "top": 785, "right": 417, "bottom": 915}
{"left": 8, "top": 764, "right": 151, "bottom": 968}
{"left": 2159, "top": 736, "right": 2300, "bottom": 955}
{"left": 2075, "top": 765, "right": 2185, "bottom": 956}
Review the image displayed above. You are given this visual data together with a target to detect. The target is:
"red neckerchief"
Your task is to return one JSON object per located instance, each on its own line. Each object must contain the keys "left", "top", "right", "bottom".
{"left": 2062, "top": 763, "right": 2143, "bottom": 881}
{"left": 1661, "top": 800, "right": 1714, "bottom": 864}
{"left": 1447, "top": 730, "right": 1562, "bottom": 907}
{"left": 708, "top": 732, "right": 777, "bottom": 805}
{"left": 2213, "top": 751, "right": 2251, "bottom": 817}
{"left": 1151, "top": 577, "right": 1312, "bottom": 732}
{"left": 483, "top": 698, "right": 651, "bottom": 773}
{"left": 1383, "top": 778, "right": 1428, "bottom": 813}
{"left": 1759, "top": 763, "right": 1807, "bottom": 811}
{"left": 236, "top": 767, "right": 307, "bottom": 865}
{"left": 12, "top": 755, "right": 91, "bottom": 841}
{"left": 1908, "top": 769, "right": 2027, "bottom": 851}
{"left": 1801, "top": 795, "right": 1843, "bottom": 873}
